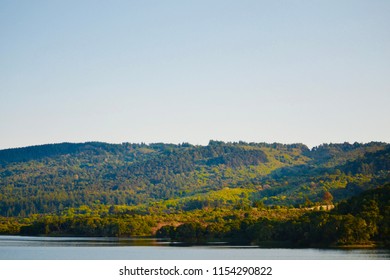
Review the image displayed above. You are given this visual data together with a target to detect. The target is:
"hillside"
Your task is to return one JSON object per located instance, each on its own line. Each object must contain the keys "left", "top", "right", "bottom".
{"left": 157, "top": 184, "right": 390, "bottom": 247}
{"left": 0, "top": 141, "right": 389, "bottom": 217}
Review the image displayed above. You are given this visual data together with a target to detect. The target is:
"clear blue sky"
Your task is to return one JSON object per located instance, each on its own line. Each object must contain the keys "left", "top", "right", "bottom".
{"left": 1, "top": 0, "right": 389, "bottom": 149}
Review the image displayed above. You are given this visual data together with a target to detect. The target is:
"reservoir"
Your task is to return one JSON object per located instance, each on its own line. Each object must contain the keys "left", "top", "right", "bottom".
{"left": 0, "top": 235, "right": 388, "bottom": 260}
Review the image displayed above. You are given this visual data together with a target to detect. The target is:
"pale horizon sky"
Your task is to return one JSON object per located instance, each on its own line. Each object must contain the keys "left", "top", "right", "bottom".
{"left": 1, "top": 0, "right": 389, "bottom": 150}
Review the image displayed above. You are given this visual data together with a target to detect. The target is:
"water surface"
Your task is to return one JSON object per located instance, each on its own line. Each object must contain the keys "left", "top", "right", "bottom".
{"left": 0, "top": 235, "right": 388, "bottom": 260}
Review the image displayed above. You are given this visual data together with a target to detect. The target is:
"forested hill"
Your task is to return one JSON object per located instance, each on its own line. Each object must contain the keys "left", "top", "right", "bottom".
{"left": 0, "top": 141, "right": 389, "bottom": 217}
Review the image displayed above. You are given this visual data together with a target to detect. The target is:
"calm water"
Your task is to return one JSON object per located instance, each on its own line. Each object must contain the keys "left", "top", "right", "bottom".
{"left": 0, "top": 235, "right": 389, "bottom": 260}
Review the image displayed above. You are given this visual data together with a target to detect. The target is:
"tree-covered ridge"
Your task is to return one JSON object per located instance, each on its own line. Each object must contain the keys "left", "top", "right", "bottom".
{"left": 0, "top": 141, "right": 389, "bottom": 217}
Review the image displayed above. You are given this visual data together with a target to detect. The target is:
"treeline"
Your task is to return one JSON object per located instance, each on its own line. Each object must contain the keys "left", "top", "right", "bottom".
{"left": 19, "top": 214, "right": 156, "bottom": 237}
{"left": 2, "top": 185, "right": 388, "bottom": 248}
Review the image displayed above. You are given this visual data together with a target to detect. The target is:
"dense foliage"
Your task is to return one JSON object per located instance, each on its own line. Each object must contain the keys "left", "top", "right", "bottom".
{"left": 0, "top": 141, "right": 388, "bottom": 217}
{"left": 7, "top": 185, "right": 388, "bottom": 248}
{"left": 157, "top": 185, "right": 390, "bottom": 247}
{"left": 0, "top": 141, "right": 389, "bottom": 247}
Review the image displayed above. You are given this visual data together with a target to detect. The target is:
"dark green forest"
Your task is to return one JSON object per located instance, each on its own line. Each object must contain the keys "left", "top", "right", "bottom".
{"left": 0, "top": 141, "right": 389, "bottom": 247}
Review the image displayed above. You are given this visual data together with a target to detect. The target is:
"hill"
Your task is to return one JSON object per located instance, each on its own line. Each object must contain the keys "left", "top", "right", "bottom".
{"left": 0, "top": 141, "right": 389, "bottom": 217}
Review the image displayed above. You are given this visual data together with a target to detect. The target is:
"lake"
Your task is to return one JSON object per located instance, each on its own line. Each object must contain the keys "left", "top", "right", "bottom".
{"left": 0, "top": 235, "right": 389, "bottom": 260}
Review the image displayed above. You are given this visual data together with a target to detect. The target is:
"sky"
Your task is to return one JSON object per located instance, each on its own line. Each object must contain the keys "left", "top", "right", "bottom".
{"left": 1, "top": 0, "right": 389, "bottom": 149}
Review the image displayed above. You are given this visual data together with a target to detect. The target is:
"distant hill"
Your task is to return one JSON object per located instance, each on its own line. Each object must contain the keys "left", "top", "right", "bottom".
{"left": 0, "top": 141, "right": 389, "bottom": 217}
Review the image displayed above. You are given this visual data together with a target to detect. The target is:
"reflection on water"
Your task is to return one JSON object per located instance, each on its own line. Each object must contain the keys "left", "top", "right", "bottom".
{"left": 0, "top": 235, "right": 167, "bottom": 247}
{"left": 0, "top": 235, "right": 389, "bottom": 260}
